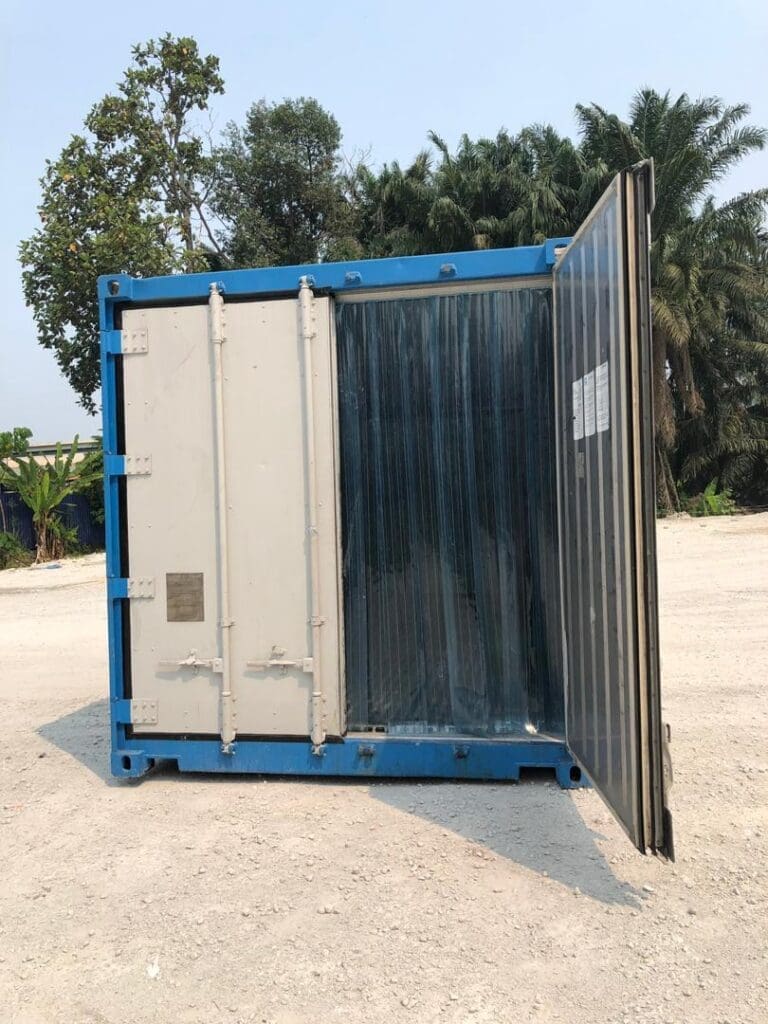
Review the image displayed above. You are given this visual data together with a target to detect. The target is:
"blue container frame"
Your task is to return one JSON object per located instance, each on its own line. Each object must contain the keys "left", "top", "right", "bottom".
{"left": 99, "top": 240, "right": 583, "bottom": 788}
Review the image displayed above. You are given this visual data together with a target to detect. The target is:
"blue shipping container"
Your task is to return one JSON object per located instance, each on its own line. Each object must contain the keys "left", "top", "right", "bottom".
{"left": 99, "top": 164, "right": 673, "bottom": 859}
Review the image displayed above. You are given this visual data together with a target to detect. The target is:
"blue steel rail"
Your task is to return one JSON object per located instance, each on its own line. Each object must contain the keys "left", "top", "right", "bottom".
{"left": 110, "top": 735, "right": 581, "bottom": 788}
{"left": 99, "top": 240, "right": 583, "bottom": 788}
{"left": 98, "top": 238, "right": 570, "bottom": 307}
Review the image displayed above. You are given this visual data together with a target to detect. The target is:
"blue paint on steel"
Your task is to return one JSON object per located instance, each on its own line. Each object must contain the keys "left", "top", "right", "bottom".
{"left": 104, "top": 454, "right": 126, "bottom": 477}
{"left": 97, "top": 241, "right": 569, "bottom": 311}
{"left": 544, "top": 237, "right": 571, "bottom": 266}
{"left": 112, "top": 699, "right": 133, "bottom": 724}
{"left": 110, "top": 735, "right": 582, "bottom": 788}
{"left": 106, "top": 578, "right": 129, "bottom": 600}
{"left": 100, "top": 303, "right": 127, "bottom": 766}
{"left": 99, "top": 240, "right": 582, "bottom": 789}
{"left": 103, "top": 329, "right": 123, "bottom": 356}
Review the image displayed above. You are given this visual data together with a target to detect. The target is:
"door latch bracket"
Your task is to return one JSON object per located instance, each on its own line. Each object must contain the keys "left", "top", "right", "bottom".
{"left": 247, "top": 645, "right": 314, "bottom": 674}
{"left": 158, "top": 650, "right": 224, "bottom": 673}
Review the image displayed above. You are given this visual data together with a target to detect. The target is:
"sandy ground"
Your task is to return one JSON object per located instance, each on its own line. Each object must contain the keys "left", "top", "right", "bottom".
{"left": 1, "top": 517, "right": 767, "bottom": 1024}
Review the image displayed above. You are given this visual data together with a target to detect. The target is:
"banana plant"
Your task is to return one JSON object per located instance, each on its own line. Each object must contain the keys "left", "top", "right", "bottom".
{"left": 0, "top": 436, "right": 102, "bottom": 562}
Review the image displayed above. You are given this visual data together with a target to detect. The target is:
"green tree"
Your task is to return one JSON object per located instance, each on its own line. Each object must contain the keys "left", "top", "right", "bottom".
{"left": 355, "top": 93, "right": 768, "bottom": 509}
{"left": 674, "top": 199, "right": 768, "bottom": 505}
{"left": 0, "top": 437, "right": 102, "bottom": 563}
{"left": 349, "top": 125, "right": 593, "bottom": 257}
{"left": 19, "top": 35, "right": 224, "bottom": 412}
{"left": 213, "top": 98, "right": 357, "bottom": 266}
{"left": 576, "top": 91, "right": 768, "bottom": 508}
{"left": 0, "top": 428, "right": 32, "bottom": 460}
{"left": 0, "top": 427, "right": 32, "bottom": 534}
{"left": 348, "top": 150, "right": 438, "bottom": 257}
{"left": 427, "top": 126, "right": 590, "bottom": 249}
{"left": 349, "top": 150, "right": 438, "bottom": 256}
{"left": 87, "top": 34, "right": 225, "bottom": 260}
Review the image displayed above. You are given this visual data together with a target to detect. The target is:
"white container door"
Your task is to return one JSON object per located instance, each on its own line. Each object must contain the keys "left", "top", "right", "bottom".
{"left": 120, "top": 287, "right": 343, "bottom": 743}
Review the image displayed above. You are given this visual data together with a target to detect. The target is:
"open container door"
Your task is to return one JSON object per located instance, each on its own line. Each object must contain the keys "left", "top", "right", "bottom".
{"left": 553, "top": 161, "right": 674, "bottom": 858}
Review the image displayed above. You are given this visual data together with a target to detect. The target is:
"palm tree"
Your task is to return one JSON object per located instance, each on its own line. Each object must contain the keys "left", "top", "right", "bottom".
{"left": 576, "top": 91, "right": 768, "bottom": 508}
{"left": 348, "top": 152, "right": 438, "bottom": 257}
{"left": 676, "top": 208, "right": 768, "bottom": 503}
{"left": 350, "top": 92, "right": 768, "bottom": 509}
{"left": 352, "top": 126, "right": 589, "bottom": 257}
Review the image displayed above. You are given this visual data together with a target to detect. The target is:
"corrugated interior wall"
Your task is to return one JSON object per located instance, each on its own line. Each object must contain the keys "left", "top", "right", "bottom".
{"left": 336, "top": 286, "right": 564, "bottom": 737}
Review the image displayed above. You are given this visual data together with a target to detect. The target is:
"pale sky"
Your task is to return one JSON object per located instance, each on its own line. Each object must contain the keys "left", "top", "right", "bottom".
{"left": 1, "top": 0, "right": 766, "bottom": 442}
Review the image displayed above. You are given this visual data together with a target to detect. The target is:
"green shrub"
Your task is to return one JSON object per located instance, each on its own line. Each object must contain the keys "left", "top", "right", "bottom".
{"left": 0, "top": 532, "right": 33, "bottom": 569}
{"left": 49, "top": 515, "right": 82, "bottom": 556}
{"left": 0, "top": 436, "right": 101, "bottom": 562}
{"left": 681, "top": 480, "right": 737, "bottom": 517}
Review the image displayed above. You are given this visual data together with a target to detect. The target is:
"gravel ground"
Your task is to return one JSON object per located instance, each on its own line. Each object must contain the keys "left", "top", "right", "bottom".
{"left": 1, "top": 515, "right": 767, "bottom": 1024}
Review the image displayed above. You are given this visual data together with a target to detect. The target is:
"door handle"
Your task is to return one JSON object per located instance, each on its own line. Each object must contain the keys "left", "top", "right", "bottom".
{"left": 159, "top": 650, "right": 223, "bottom": 673}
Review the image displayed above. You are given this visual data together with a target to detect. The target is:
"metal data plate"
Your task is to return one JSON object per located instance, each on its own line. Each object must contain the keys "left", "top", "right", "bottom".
{"left": 166, "top": 573, "right": 205, "bottom": 622}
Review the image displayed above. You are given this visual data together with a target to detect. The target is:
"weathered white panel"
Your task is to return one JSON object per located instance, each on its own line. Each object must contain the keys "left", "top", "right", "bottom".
{"left": 223, "top": 298, "right": 342, "bottom": 736}
{"left": 122, "top": 305, "right": 221, "bottom": 733}
{"left": 121, "top": 297, "right": 343, "bottom": 738}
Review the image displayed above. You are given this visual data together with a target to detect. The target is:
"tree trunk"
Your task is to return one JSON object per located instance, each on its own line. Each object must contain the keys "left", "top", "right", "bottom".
{"left": 655, "top": 445, "right": 680, "bottom": 513}
{"left": 667, "top": 342, "right": 703, "bottom": 417}
{"left": 652, "top": 327, "right": 676, "bottom": 449}
{"left": 651, "top": 325, "right": 681, "bottom": 513}
{"left": 181, "top": 207, "right": 194, "bottom": 253}
{"left": 35, "top": 519, "right": 48, "bottom": 563}
{"left": 34, "top": 515, "right": 58, "bottom": 563}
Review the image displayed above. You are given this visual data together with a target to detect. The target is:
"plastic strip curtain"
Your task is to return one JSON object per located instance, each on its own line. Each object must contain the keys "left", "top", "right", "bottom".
{"left": 337, "top": 288, "right": 564, "bottom": 737}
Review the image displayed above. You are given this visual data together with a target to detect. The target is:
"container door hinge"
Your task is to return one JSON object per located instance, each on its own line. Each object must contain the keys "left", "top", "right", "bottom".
{"left": 128, "top": 577, "right": 155, "bottom": 600}
{"left": 112, "top": 698, "right": 157, "bottom": 725}
{"left": 104, "top": 454, "right": 152, "bottom": 477}
{"left": 122, "top": 327, "right": 148, "bottom": 354}
{"left": 125, "top": 454, "right": 152, "bottom": 476}
{"left": 103, "top": 327, "right": 148, "bottom": 355}
{"left": 130, "top": 699, "right": 158, "bottom": 725}
{"left": 108, "top": 577, "right": 155, "bottom": 600}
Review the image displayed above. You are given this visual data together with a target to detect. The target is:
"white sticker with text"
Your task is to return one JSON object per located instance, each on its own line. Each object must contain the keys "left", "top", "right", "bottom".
{"left": 596, "top": 361, "right": 610, "bottom": 433}
{"left": 572, "top": 377, "right": 584, "bottom": 440}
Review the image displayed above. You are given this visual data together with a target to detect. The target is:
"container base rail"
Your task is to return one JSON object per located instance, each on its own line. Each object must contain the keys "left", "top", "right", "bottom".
{"left": 111, "top": 733, "right": 585, "bottom": 789}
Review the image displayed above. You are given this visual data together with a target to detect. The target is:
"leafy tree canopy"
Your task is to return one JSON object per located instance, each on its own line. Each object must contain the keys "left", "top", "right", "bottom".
{"left": 19, "top": 35, "right": 224, "bottom": 411}
{"left": 0, "top": 428, "right": 32, "bottom": 459}
{"left": 213, "top": 97, "right": 357, "bottom": 266}
{"left": 18, "top": 49, "right": 768, "bottom": 507}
